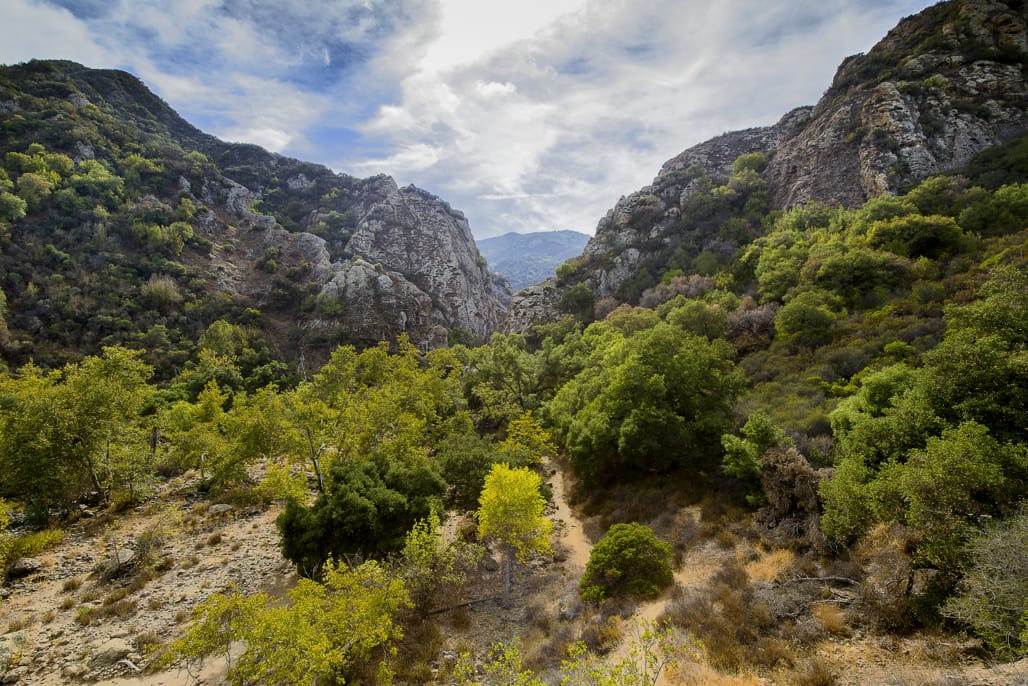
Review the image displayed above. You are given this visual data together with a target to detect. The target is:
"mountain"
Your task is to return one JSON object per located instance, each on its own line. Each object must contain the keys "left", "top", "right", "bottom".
{"left": 510, "top": 0, "right": 1028, "bottom": 329}
{"left": 477, "top": 230, "right": 590, "bottom": 291}
{"left": 0, "top": 60, "right": 509, "bottom": 373}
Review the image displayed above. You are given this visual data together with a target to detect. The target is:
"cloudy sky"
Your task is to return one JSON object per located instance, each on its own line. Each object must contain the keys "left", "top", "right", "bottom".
{"left": 1, "top": 0, "right": 935, "bottom": 238}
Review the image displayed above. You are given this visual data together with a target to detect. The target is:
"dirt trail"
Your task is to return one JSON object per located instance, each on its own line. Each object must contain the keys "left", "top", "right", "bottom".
{"left": 545, "top": 458, "right": 591, "bottom": 572}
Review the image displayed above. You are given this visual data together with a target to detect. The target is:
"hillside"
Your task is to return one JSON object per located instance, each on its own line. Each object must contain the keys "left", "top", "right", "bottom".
{"left": 0, "top": 60, "right": 509, "bottom": 378}
{"left": 510, "top": 0, "right": 1028, "bottom": 326}
{"left": 477, "top": 231, "right": 590, "bottom": 291}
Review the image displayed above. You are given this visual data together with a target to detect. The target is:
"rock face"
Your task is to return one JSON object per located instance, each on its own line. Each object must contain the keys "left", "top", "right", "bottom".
{"left": 509, "top": 0, "right": 1028, "bottom": 329}
{"left": 194, "top": 173, "right": 508, "bottom": 352}
{"left": 185, "top": 143, "right": 509, "bottom": 353}
{"left": 342, "top": 176, "right": 507, "bottom": 340}
{"left": 766, "top": 0, "right": 1028, "bottom": 209}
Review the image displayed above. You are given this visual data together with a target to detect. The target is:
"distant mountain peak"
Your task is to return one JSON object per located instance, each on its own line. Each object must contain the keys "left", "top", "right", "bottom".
{"left": 477, "top": 230, "right": 590, "bottom": 291}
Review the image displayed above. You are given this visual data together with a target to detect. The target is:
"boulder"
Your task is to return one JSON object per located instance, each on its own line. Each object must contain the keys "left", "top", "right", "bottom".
{"left": 0, "top": 631, "right": 28, "bottom": 673}
{"left": 6, "top": 558, "right": 43, "bottom": 579}
{"left": 89, "top": 638, "right": 132, "bottom": 668}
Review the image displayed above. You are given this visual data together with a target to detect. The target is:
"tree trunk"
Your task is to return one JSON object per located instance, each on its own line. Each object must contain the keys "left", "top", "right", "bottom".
{"left": 304, "top": 427, "right": 325, "bottom": 493}
{"left": 503, "top": 545, "right": 512, "bottom": 609}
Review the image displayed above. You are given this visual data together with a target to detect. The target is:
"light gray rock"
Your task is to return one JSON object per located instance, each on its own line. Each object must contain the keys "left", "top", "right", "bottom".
{"left": 89, "top": 638, "right": 132, "bottom": 668}
{"left": 6, "top": 558, "right": 43, "bottom": 579}
{"left": 207, "top": 504, "right": 234, "bottom": 516}
{"left": 0, "top": 632, "right": 28, "bottom": 674}
{"left": 2, "top": 666, "right": 27, "bottom": 683}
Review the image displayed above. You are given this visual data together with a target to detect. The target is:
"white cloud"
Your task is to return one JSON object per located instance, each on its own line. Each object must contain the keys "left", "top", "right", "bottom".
{"left": 0, "top": 0, "right": 113, "bottom": 67}
{"left": 342, "top": 0, "right": 936, "bottom": 237}
{"left": 2, "top": 0, "right": 938, "bottom": 240}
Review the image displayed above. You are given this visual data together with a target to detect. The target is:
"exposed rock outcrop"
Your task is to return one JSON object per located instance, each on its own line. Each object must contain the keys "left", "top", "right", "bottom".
{"left": 509, "top": 0, "right": 1028, "bottom": 330}
{"left": 194, "top": 174, "right": 508, "bottom": 352}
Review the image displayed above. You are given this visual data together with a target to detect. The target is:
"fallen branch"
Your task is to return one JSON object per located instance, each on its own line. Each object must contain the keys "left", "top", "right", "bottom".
{"left": 427, "top": 595, "right": 502, "bottom": 616}
{"left": 786, "top": 576, "right": 861, "bottom": 586}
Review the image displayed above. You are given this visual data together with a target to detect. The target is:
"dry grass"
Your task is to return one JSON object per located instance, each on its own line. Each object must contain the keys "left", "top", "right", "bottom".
{"left": 673, "top": 662, "right": 765, "bottom": 685}
{"left": 61, "top": 576, "right": 84, "bottom": 593}
{"left": 6, "top": 616, "right": 33, "bottom": 633}
{"left": 811, "top": 602, "right": 851, "bottom": 637}
{"left": 745, "top": 548, "right": 795, "bottom": 583}
{"left": 790, "top": 656, "right": 839, "bottom": 686}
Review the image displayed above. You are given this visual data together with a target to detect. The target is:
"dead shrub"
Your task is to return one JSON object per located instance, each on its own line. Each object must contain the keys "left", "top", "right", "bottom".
{"left": 448, "top": 606, "right": 470, "bottom": 632}
{"left": 393, "top": 619, "right": 442, "bottom": 682}
{"left": 811, "top": 602, "right": 850, "bottom": 637}
{"left": 61, "top": 576, "right": 84, "bottom": 593}
{"left": 853, "top": 523, "right": 916, "bottom": 632}
{"left": 747, "top": 636, "right": 793, "bottom": 669}
{"left": 714, "top": 528, "right": 738, "bottom": 550}
{"left": 524, "top": 602, "right": 552, "bottom": 635}
{"left": 135, "top": 630, "right": 162, "bottom": 654}
{"left": 790, "top": 656, "right": 838, "bottom": 686}
{"left": 99, "top": 598, "right": 138, "bottom": 619}
{"left": 580, "top": 615, "right": 623, "bottom": 654}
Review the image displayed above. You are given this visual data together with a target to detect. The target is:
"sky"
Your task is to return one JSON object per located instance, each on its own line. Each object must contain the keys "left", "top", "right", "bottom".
{"left": 0, "top": 0, "right": 937, "bottom": 239}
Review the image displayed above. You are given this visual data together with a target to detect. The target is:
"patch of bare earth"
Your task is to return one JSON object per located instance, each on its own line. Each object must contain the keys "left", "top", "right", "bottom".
{"left": 1, "top": 476, "right": 291, "bottom": 685}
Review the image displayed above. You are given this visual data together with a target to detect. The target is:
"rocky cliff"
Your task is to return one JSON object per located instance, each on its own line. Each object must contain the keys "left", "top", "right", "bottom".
{"left": 0, "top": 60, "right": 508, "bottom": 368}
{"left": 509, "top": 0, "right": 1028, "bottom": 330}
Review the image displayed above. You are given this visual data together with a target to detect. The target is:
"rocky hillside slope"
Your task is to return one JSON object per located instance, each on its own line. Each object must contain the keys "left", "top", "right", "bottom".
{"left": 0, "top": 60, "right": 509, "bottom": 369}
{"left": 510, "top": 0, "right": 1028, "bottom": 329}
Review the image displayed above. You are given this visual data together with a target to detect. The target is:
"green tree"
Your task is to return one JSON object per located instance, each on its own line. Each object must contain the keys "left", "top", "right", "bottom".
{"left": 62, "top": 347, "right": 153, "bottom": 502}
{"left": 460, "top": 333, "right": 542, "bottom": 426}
{"left": 774, "top": 288, "right": 844, "bottom": 347}
{"left": 167, "top": 560, "right": 409, "bottom": 685}
{"left": 0, "top": 348, "right": 152, "bottom": 517}
{"left": 721, "top": 411, "right": 789, "bottom": 504}
{"left": 579, "top": 523, "right": 673, "bottom": 603}
{"left": 0, "top": 191, "right": 26, "bottom": 228}
{"left": 15, "top": 171, "right": 54, "bottom": 211}
{"left": 476, "top": 464, "right": 552, "bottom": 608}
{"left": 548, "top": 321, "right": 743, "bottom": 485}
{"left": 866, "top": 214, "right": 965, "bottom": 258}
{"left": 497, "top": 411, "right": 558, "bottom": 467}
{"left": 436, "top": 432, "right": 502, "bottom": 511}
{"left": 398, "top": 511, "right": 483, "bottom": 616}
{"left": 277, "top": 450, "right": 445, "bottom": 577}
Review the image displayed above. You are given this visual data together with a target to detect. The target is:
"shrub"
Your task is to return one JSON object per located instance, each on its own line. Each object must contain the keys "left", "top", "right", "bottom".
{"left": 580, "top": 522, "right": 673, "bottom": 603}
{"left": 942, "top": 511, "right": 1028, "bottom": 657}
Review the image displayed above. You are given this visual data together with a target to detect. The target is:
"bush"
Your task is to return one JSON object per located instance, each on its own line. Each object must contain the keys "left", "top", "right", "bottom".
{"left": 942, "top": 511, "right": 1028, "bottom": 657}
{"left": 579, "top": 522, "right": 673, "bottom": 603}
